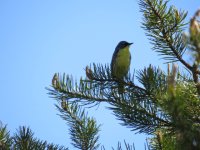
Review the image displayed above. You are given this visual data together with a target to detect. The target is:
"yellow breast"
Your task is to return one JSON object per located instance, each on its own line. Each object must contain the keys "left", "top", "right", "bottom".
{"left": 113, "top": 46, "right": 131, "bottom": 79}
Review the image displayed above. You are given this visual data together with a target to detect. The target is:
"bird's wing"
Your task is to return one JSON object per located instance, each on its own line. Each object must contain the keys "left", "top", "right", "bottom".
{"left": 111, "top": 47, "right": 120, "bottom": 72}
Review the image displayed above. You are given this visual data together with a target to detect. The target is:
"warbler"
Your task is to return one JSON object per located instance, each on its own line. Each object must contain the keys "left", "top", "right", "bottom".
{"left": 111, "top": 41, "right": 133, "bottom": 93}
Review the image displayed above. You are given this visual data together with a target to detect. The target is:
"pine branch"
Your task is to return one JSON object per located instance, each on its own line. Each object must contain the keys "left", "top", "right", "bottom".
{"left": 139, "top": 0, "right": 196, "bottom": 72}
{"left": 48, "top": 64, "right": 172, "bottom": 134}
{"left": 188, "top": 9, "right": 200, "bottom": 94}
{"left": 0, "top": 123, "right": 12, "bottom": 150}
{"left": 109, "top": 98, "right": 171, "bottom": 134}
{"left": 111, "top": 141, "right": 135, "bottom": 150}
{"left": 46, "top": 1, "right": 200, "bottom": 149}
{"left": 56, "top": 101, "right": 100, "bottom": 150}
{"left": 13, "top": 126, "right": 68, "bottom": 150}
{"left": 147, "top": 130, "right": 177, "bottom": 150}
{"left": 139, "top": 0, "right": 200, "bottom": 100}
{"left": 136, "top": 65, "right": 167, "bottom": 96}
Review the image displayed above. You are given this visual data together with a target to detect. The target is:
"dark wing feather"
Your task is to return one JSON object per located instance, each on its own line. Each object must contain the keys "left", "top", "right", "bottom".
{"left": 111, "top": 46, "right": 120, "bottom": 75}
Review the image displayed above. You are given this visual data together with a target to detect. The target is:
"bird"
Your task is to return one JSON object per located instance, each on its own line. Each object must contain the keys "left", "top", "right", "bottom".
{"left": 111, "top": 41, "right": 133, "bottom": 93}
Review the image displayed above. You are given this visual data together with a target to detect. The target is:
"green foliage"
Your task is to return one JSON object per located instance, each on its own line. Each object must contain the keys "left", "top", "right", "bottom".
{"left": 55, "top": 101, "right": 100, "bottom": 150}
{"left": 188, "top": 9, "right": 200, "bottom": 64}
{"left": 147, "top": 130, "right": 177, "bottom": 150}
{"left": 49, "top": 65, "right": 172, "bottom": 135}
{"left": 137, "top": 65, "right": 167, "bottom": 95}
{"left": 0, "top": 123, "right": 68, "bottom": 150}
{"left": 112, "top": 141, "right": 135, "bottom": 150}
{"left": 139, "top": 0, "right": 188, "bottom": 62}
{"left": 13, "top": 126, "right": 41, "bottom": 150}
{"left": 0, "top": 122, "right": 12, "bottom": 150}
{"left": 47, "top": 0, "right": 200, "bottom": 149}
{"left": 1, "top": 0, "right": 199, "bottom": 149}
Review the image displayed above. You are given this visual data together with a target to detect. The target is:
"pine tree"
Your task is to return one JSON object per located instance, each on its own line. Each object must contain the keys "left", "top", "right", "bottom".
{"left": 0, "top": 122, "right": 68, "bottom": 150}
{"left": 47, "top": 0, "right": 200, "bottom": 149}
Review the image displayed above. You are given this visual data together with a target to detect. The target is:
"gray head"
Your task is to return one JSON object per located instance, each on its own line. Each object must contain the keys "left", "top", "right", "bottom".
{"left": 115, "top": 41, "right": 133, "bottom": 50}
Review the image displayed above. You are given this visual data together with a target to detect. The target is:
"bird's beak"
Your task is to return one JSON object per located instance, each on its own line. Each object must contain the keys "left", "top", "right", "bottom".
{"left": 128, "top": 42, "right": 133, "bottom": 45}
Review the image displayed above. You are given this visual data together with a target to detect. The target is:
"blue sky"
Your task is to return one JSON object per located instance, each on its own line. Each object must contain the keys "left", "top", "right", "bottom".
{"left": 0, "top": 0, "right": 199, "bottom": 149}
